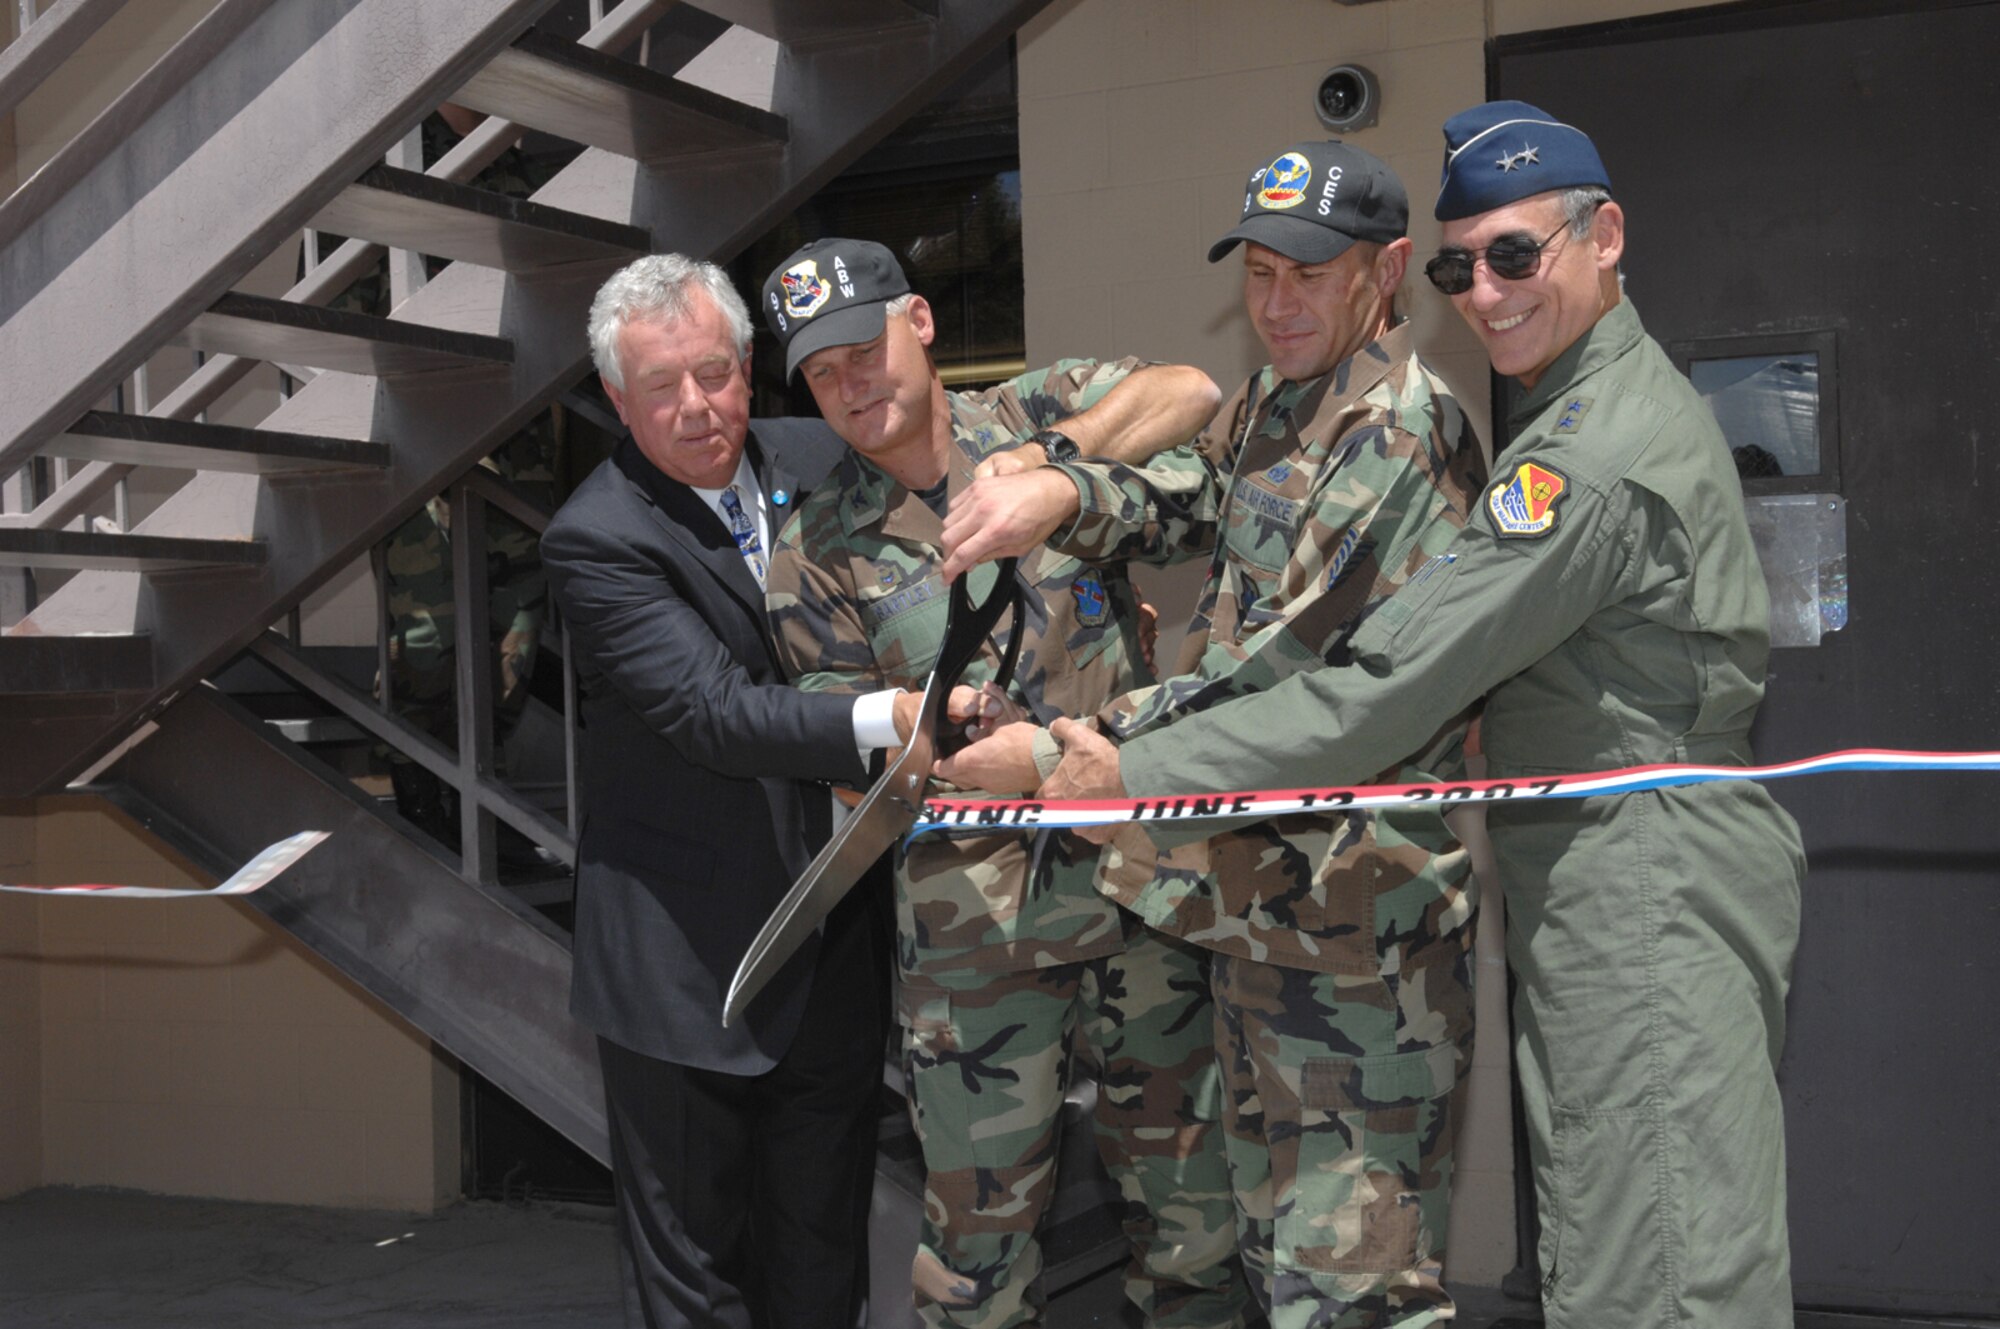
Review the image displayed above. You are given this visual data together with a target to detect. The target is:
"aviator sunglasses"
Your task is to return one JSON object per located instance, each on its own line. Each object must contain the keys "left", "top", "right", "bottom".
{"left": 1424, "top": 207, "right": 1595, "bottom": 295}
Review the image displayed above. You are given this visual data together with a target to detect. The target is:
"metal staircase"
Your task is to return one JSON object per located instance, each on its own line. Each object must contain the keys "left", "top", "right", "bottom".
{"left": 0, "top": 0, "right": 1050, "bottom": 1163}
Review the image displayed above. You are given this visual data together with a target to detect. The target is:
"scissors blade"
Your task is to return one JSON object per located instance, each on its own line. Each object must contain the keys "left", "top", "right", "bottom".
{"left": 721, "top": 695, "right": 939, "bottom": 1028}
{"left": 722, "top": 559, "right": 1020, "bottom": 1028}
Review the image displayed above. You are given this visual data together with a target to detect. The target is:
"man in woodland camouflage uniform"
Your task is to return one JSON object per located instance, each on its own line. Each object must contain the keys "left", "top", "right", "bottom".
{"left": 939, "top": 142, "right": 1489, "bottom": 1328}
{"left": 759, "top": 238, "right": 1249, "bottom": 1329}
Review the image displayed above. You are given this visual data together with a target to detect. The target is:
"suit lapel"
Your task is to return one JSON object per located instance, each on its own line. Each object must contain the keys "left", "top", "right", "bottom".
{"left": 753, "top": 429, "right": 809, "bottom": 548}
{"left": 614, "top": 438, "right": 764, "bottom": 613}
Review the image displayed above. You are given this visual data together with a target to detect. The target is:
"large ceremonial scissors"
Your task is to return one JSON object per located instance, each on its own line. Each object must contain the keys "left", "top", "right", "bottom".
{"left": 723, "top": 560, "right": 1022, "bottom": 1027}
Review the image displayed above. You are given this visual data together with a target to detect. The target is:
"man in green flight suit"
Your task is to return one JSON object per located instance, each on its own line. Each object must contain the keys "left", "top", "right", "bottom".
{"left": 938, "top": 140, "right": 1491, "bottom": 1328}
{"left": 985, "top": 103, "right": 1807, "bottom": 1329}
{"left": 759, "top": 239, "right": 1249, "bottom": 1329}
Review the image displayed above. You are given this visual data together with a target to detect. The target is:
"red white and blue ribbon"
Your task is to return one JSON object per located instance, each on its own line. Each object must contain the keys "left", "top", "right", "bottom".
{"left": 0, "top": 830, "right": 331, "bottom": 898}
{"left": 912, "top": 749, "right": 2000, "bottom": 837}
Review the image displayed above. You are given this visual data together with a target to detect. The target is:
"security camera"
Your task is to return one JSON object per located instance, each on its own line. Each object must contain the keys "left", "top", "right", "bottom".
{"left": 1315, "top": 64, "right": 1380, "bottom": 133}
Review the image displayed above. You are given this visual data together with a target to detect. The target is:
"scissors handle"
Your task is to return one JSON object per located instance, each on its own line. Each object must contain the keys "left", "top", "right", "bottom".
{"left": 930, "top": 558, "right": 1021, "bottom": 749}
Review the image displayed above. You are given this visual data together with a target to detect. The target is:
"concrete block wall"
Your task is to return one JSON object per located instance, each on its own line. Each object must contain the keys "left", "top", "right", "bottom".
{"left": 1, "top": 798, "right": 457, "bottom": 1212}
{"left": 1016, "top": 0, "right": 1713, "bottom": 1286}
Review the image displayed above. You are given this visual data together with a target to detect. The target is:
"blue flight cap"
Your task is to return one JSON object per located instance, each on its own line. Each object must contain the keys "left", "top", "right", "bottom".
{"left": 1434, "top": 100, "right": 1611, "bottom": 221}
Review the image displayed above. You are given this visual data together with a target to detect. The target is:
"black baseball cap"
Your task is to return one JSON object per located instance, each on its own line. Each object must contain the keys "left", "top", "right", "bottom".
{"left": 1208, "top": 140, "right": 1409, "bottom": 264}
{"left": 761, "top": 238, "right": 912, "bottom": 379}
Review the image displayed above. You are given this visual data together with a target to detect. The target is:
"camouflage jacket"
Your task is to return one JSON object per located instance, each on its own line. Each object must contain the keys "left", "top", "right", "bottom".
{"left": 1051, "top": 324, "right": 1492, "bottom": 975}
{"left": 770, "top": 359, "right": 1162, "bottom": 978}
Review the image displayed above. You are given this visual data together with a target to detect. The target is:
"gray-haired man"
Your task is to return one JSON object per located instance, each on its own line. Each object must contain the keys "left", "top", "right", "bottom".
{"left": 544, "top": 253, "right": 924, "bottom": 1328}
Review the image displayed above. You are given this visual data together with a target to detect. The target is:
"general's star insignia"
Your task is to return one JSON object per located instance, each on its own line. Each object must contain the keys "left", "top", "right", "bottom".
{"left": 1496, "top": 145, "right": 1541, "bottom": 172}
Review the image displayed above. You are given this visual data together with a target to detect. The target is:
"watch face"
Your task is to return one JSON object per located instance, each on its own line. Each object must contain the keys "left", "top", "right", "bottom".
{"left": 1037, "top": 431, "right": 1081, "bottom": 463}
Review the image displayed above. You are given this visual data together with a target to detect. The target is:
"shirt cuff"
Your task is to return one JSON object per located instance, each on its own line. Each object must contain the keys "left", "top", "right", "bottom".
{"left": 1044, "top": 465, "right": 1094, "bottom": 549}
{"left": 1031, "top": 727, "right": 1065, "bottom": 781}
{"left": 852, "top": 689, "right": 905, "bottom": 751}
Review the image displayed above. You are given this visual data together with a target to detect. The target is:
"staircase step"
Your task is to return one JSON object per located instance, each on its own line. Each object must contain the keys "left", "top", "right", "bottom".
{"left": 45, "top": 411, "right": 390, "bottom": 475}
{"left": 310, "top": 165, "right": 651, "bottom": 274}
{"left": 0, "top": 528, "right": 268, "bottom": 573}
{"left": 683, "top": 0, "right": 935, "bottom": 45}
{"left": 0, "top": 634, "right": 154, "bottom": 693}
{"left": 173, "top": 292, "right": 515, "bottom": 378}
{"left": 453, "top": 30, "right": 787, "bottom": 163}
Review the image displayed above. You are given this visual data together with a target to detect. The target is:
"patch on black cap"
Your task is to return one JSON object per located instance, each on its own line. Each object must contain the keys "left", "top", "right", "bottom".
{"left": 1208, "top": 140, "right": 1408, "bottom": 265}
{"left": 760, "top": 238, "right": 911, "bottom": 379}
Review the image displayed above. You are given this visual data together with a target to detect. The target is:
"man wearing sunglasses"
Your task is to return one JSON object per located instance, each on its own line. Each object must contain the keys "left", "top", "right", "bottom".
{"left": 936, "top": 139, "right": 1491, "bottom": 1328}
{"left": 1019, "top": 102, "right": 1807, "bottom": 1329}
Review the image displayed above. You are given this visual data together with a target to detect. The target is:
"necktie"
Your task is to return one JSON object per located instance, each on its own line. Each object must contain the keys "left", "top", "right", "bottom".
{"left": 719, "top": 484, "right": 766, "bottom": 587}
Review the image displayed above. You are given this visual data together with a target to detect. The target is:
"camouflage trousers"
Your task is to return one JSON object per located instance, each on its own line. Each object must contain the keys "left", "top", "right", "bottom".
{"left": 898, "top": 928, "right": 1248, "bottom": 1329}
{"left": 1212, "top": 943, "right": 1475, "bottom": 1329}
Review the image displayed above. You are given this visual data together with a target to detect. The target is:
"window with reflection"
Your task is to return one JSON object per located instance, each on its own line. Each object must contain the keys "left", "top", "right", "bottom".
{"left": 1689, "top": 353, "right": 1820, "bottom": 480}
{"left": 1670, "top": 330, "right": 1839, "bottom": 494}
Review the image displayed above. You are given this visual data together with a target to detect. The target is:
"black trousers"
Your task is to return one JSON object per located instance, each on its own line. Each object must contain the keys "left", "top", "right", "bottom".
{"left": 598, "top": 889, "right": 887, "bottom": 1329}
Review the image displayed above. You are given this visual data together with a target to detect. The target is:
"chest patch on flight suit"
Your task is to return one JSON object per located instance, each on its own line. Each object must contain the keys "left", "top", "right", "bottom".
{"left": 1487, "top": 461, "right": 1567, "bottom": 538}
{"left": 1070, "top": 570, "right": 1110, "bottom": 626}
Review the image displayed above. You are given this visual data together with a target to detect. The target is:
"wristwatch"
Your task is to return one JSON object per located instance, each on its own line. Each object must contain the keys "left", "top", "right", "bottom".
{"left": 1030, "top": 428, "right": 1081, "bottom": 464}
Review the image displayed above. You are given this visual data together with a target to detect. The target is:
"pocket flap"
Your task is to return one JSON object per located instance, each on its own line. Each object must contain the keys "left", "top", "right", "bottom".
{"left": 1301, "top": 1041, "right": 1459, "bottom": 1111}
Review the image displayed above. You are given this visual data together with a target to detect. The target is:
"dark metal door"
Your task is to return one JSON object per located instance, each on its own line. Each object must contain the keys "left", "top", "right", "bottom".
{"left": 1496, "top": 2, "right": 2000, "bottom": 1317}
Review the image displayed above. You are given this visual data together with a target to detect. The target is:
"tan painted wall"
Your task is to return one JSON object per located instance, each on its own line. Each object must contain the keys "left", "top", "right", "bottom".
{"left": 1017, "top": 0, "right": 1709, "bottom": 1287}
{"left": 12, "top": 798, "right": 457, "bottom": 1212}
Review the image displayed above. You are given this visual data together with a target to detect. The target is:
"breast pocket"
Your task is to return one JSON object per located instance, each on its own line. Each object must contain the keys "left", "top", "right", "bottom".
{"left": 1030, "top": 552, "right": 1132, "bottom": 678}
{"left": 857, "top": 570, "right": 950, "bottom": 683}
{"left": 1223, "top": 474, "right": 1306, "bottom": 577}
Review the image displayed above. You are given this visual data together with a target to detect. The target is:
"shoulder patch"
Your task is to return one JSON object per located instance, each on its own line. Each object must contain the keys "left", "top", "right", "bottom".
{"left": 1553, "top": 396, "right": 1593, "bottom": 433}
{"left": 1487, "top": 461, "right": 1567, "bottom": 539}
{"left": 1070, "top": 570, "right": 1109, "bottom": 626}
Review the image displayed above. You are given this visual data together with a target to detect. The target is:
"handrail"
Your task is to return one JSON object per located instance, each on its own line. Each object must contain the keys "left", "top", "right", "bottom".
{"left": 248, "top": 629, "right": 576, "bottom": 868}
{"left": 0, "top": 0, "right": 126, "bottom": 126}
{"left": 0, "top": 0, "right": 274, "bottom": 254}
{"left": 244, "top": 453, "right": 575, "bottom": 889}
{"left": 0, "top": 0, "right": 673, "bottom": 533}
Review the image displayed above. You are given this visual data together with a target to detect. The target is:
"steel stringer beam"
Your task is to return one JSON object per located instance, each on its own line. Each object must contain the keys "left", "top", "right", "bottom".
{"left": 0, "top": 0, "right": 558, "bottom": 478}
{"left": 3, "top": 0, "right": 1054, "bottom": 797}
{"left": 98, "top": 683, "right": 608, "bottom": 1163}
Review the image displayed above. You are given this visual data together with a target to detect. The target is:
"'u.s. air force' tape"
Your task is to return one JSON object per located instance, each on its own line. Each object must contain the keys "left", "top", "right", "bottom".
{"left": 0, "top": 830, "right": 330, "bottom": 898}
{"left": 911, "top": 749, "right": 2000, "bottom": 838}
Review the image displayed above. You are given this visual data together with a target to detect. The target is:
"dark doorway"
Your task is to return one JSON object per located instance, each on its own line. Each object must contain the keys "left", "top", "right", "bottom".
{"left": 1496, "top": 1, "right": 2000, "bottom": 1318}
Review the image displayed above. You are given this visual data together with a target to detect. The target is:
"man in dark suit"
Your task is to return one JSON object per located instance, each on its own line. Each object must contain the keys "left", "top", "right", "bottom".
{"left": 543, "top": 254, "right": 921, "bottom": 1328}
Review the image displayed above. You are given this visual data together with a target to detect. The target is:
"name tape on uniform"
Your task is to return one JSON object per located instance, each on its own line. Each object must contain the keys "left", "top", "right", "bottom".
{"left": 912, "top": 749, "right": 2000, "bottom": 836}
{"left": 0, "top": 830, "right": 331, "bottom": 899}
